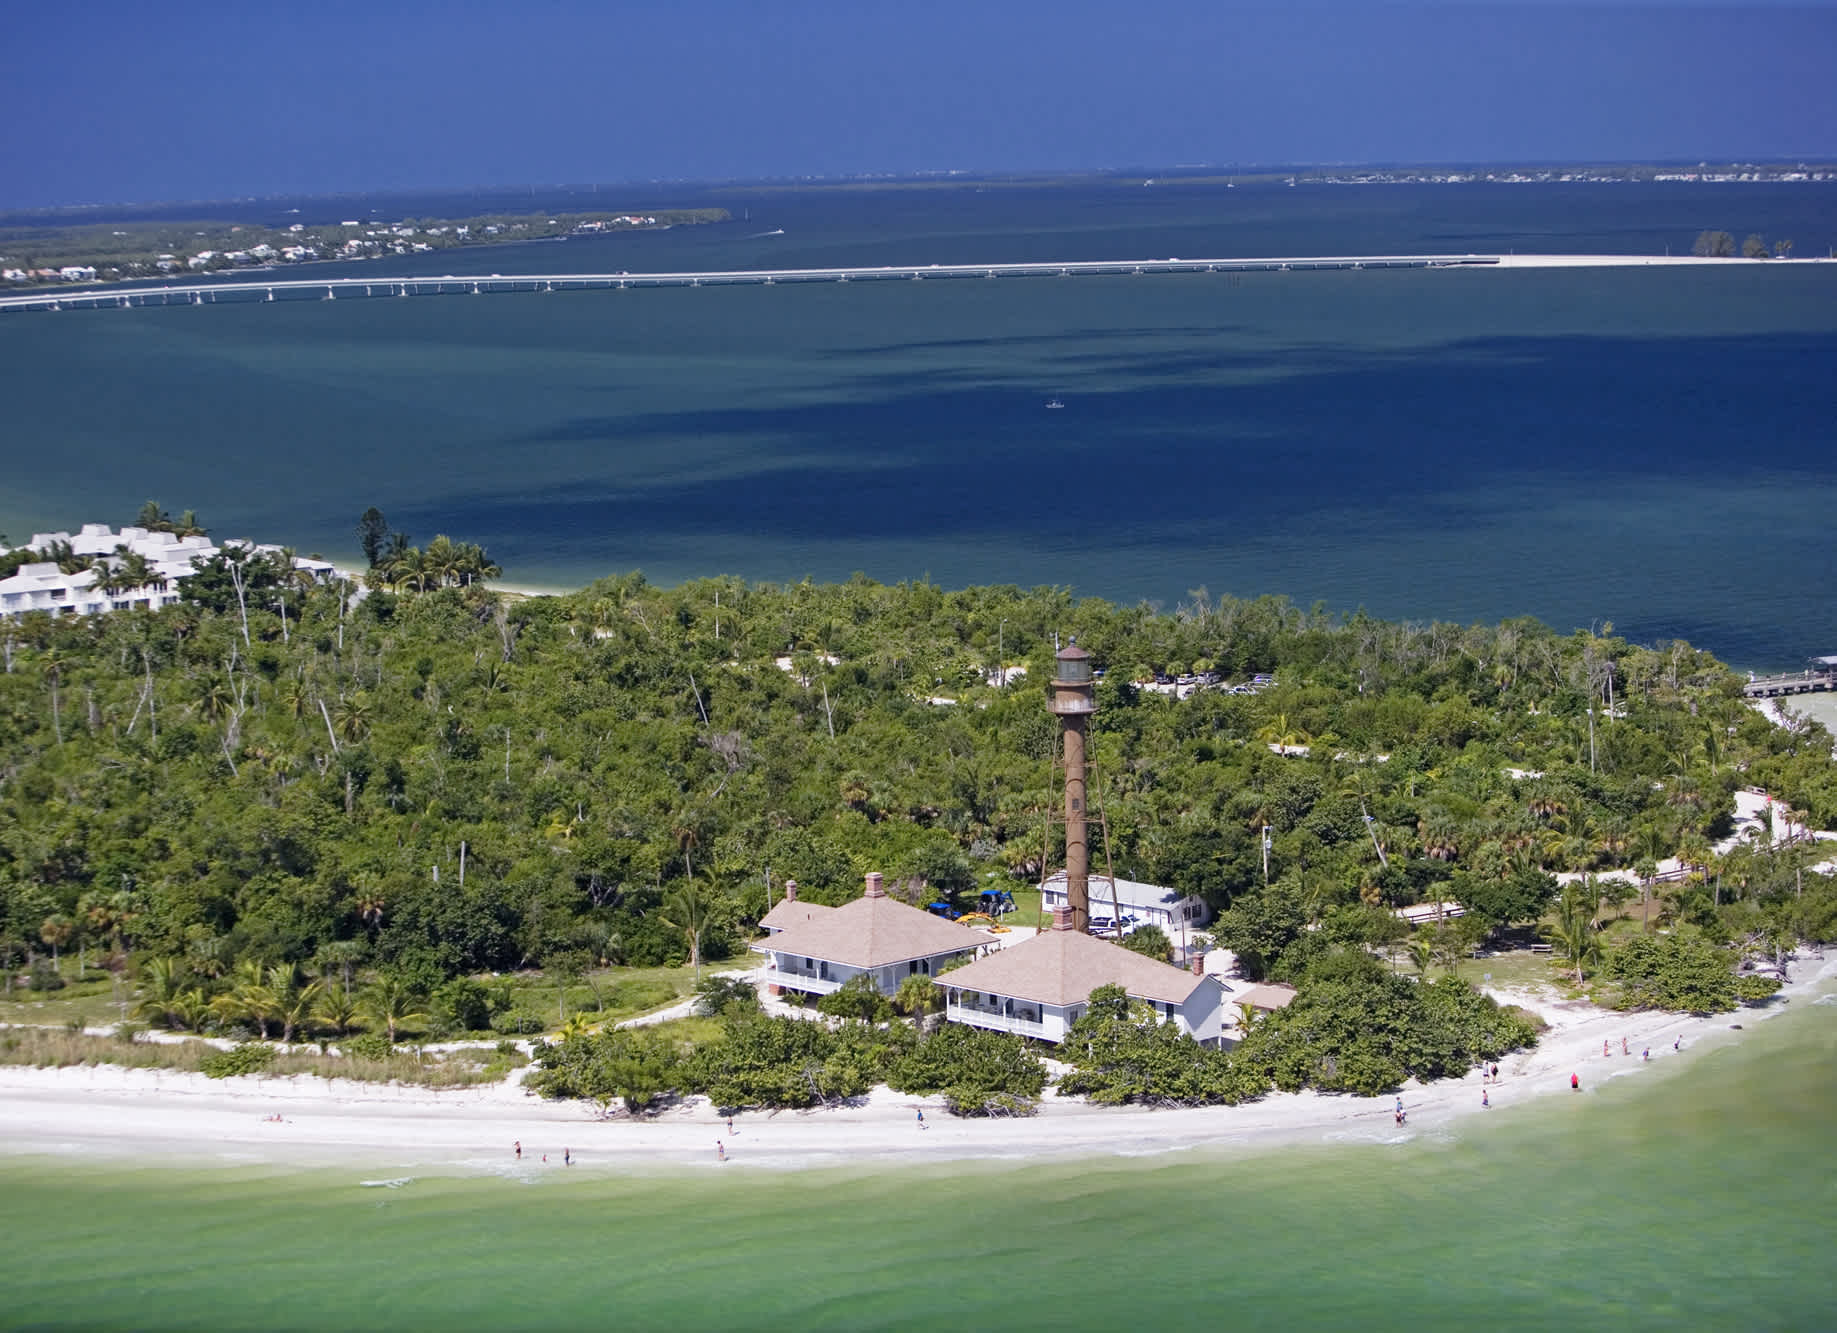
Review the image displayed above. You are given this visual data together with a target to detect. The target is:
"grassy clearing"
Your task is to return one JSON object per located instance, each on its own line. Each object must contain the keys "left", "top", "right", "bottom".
{"left": 496, "top": 961, "right": 749, "bottom": 1031}
{"left": 995, "top": 886, "right": 1047, "bottom": 930}
{"left": 0, "top": 965, "right": 128, "bottom": 1028}
{"left": 0, "top": 1027, "right": 528, "bottom": 1088}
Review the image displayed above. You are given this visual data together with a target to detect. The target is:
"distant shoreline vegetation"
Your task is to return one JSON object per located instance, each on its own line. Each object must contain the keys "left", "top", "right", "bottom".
{"left": 0, "top": 206, "right": 729, "bottom": 289}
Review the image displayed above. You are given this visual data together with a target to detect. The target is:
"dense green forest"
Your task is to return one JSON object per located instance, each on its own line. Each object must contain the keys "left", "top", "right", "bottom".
{"left": 4, "top": 523, "right": 1833, "bottom": 1049}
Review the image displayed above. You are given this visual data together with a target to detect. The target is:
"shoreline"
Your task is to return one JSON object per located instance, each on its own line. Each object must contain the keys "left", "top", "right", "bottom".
{"left": 3, "top": 956, "right": 1829, "bottom": 1178}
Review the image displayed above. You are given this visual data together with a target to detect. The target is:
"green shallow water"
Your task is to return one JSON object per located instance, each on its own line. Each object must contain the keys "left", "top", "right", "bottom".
{"left": 5, "top": 994, "right": 1835, "bottom": 1331}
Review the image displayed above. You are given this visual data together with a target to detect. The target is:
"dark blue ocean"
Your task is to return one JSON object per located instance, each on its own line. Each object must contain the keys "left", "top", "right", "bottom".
{"left": 2, "top": 179, "right": 1834, "bottom": 668}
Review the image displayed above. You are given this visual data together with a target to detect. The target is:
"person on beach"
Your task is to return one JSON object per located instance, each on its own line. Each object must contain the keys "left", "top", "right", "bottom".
{"left": 1395, "top": 1095, "right": 1403, "bottom": 1114}
{"left": 1603, "top": 1039, "right": 1611, "bottom": 1057}
{"left": 1571, "top": 1073, "right": 1580, "bottom": 1091}
{"left": 727, "top": 1116, "right": 734, "bottom": 1135}
{"left": 564, "top": 1148, "right": 571, "bottom": 1166}
{"left": 1622, "top": 1036, "right": 1629, "bottom": 1056}
{"left": 514, "top": 1140, "right": 521, "bottom": 1160}
{"left": 1482, "top": 1088, "right": 1489, "bottom": 1108}
{"left": 1643, "top": 1048, "right": 1650, "bottom": 1062}
{"left": 1491, "top": 1063, "right": 1500, "bottom": 1081}
{"left": 716, "top": 1140, "right": 726, "bottom": 1162}
{"left": 1675, "top": 1035, "right": 1682, "bottom": 1051}
{"left": 916, "top": 1108, "right": 926, "bottom": 1129}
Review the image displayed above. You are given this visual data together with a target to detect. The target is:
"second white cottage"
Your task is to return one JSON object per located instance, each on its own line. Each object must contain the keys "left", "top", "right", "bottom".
{"left": 936, "top": 906, "right": 1230, "bottom": 1045}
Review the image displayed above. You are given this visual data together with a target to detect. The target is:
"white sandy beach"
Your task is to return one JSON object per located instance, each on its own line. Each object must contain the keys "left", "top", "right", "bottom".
{"left": 1489, "top": 253, "right": 1833, "bottom": 267}
{"left": 2, "top": 955, "right": 1829, "bottom": 1176}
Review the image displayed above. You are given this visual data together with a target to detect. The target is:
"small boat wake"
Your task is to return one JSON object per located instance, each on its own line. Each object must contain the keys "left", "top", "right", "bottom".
{"left": 748, "top": 229, "right": 786, "bottom": 238}
{"left": 359, "top": 1177, "right": 414, "bottom": 1190}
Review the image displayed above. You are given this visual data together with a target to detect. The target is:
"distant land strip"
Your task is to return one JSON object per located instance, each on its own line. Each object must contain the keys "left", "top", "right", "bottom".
{"left": 1, "top": 252, "right": 1827, "bottom": 314}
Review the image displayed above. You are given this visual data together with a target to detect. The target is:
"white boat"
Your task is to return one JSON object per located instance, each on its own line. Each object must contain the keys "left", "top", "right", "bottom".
{"left": 1045, "top": 398, "right": 1065, "bottom": 409}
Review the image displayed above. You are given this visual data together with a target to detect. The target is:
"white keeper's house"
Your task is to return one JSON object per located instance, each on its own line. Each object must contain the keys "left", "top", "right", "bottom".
{"left": 754, "top": 872, "right": 992, "bottom": 998}
{"left": 1039, "top": 870, "right": 1212, "bottom": 930}
{"left": 935, "top": 906, "right": 1230, "bottom": 1045}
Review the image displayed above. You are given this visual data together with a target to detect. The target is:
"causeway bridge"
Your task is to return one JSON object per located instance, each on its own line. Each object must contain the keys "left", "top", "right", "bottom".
{"left": 0, "top": 253, "right": 1502, "bottom": 314}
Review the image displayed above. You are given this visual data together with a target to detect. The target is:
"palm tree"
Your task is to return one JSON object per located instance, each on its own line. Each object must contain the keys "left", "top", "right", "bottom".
{"left": 38, "top": 915, "right": 73, "bottom": 970}
{"left": 274, "top": 972, "right": 322, "bottom": 1045}
{"left": 1417, "top": 809, "right": 1462, "bottom": 862}
{"left": 314, "top": 985, "right": 361, "bottom": 1037}
{"left": 1545, "top": 886, "right": 1600, "bottom": 985}
{"left": 362, "top": 976, "right": 426, "bottom": 1043}
{"left": 659, "top": 882, "right": 708, "bottom": 977}
{"left": 356, "top": 892, "right": 386, "bottom": 939}
{"left": 894, "top": 973, "right": 942, "bottom": 1020}
{"left": 457, "top": 543, "right": 501, "bottom": 586}
{"left": 332, "top": 692, "right": 372, "bottom": 743}
{"left": 1633, "top": 855, "right": 1659, "bottom": 930}
{"left": 134, "top": 955, "right": 192, "bottom": 1028}
{"left": 213, "top": 959, "right": 279, "bottom": 1039}
{"left": 1255, "top": 712, "right": 1309, "bottom": 753}
{"left": 423, "top": 535, "right": 462, "bottom": 588}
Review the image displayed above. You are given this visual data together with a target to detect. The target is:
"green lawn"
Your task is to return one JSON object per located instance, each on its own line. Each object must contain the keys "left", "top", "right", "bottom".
{"left": 494, "top": 960, "right": 750, "bottom": 1033}
{"left": 0, "top": 962, "right": 133, "bottom": 1029}
{"left": 1449, "top": 948, "right": 1577, "bottom": 994}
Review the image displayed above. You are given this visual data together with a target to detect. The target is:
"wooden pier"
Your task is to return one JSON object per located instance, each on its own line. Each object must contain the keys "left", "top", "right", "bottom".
{"left": 1744, "top": 659, "right": 1837, "bottom": 699}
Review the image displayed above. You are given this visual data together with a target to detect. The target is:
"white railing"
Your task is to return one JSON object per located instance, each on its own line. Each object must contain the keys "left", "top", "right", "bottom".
{"left": 765, "top": 967, "right": 844, "bottom": 995}
{"left": 946, "top": 1003, "right": 1050, "bottom": 1039}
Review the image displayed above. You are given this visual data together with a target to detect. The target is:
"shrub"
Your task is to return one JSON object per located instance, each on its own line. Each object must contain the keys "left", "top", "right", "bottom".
{"left": 28, "top": 960, "right": 65, "bottom": 992}
{"left": 1119, "top": 925, "right": 1172, "bottom": 963}
{"left": 693, "top": 975, "right": 760, "bottom": 1018}
{"left": 816, "top": 974, "right": 894, "bottom": 1023}
{"left": 1735, "top": 973, "right": 1783, "bottom": 1004}
{"left": 886, "top": 1023, "right": 1045, "bottom": 1114}
{"left": 1605, "top": 930, "right": 1744, "bottom": 1013}
{"left": 1060, "top": 985, "right": 1260, "bottom": 1106}
{"left": 342, "top": 1033, "right": 394, "bottom": 1061}
{"left": 432, "top": 978, "right": 493, "bottom": 1033}
{"left": 201, "top": 1042, "right": 276, "bottom": 1079}
{"left": 491, "top": 1010, "right": 545, "bottom": 1035}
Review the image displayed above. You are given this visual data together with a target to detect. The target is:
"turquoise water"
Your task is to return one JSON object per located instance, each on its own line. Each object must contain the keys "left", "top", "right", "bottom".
{"left": 6, "top": 995, "right": 1834, "bottom": 1331}
{"left": 2, "top": 183, "right": 1835, "bottom": 666}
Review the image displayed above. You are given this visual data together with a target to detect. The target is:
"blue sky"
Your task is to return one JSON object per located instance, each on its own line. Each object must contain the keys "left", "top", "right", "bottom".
{"left": 3, "top": 1, "right": 1834, "bottom": 208}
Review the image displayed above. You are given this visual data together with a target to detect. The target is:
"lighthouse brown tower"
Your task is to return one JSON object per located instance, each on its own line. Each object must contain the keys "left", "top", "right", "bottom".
{"left": 1048, "top": 640, "right": 1098, "bottom": 932}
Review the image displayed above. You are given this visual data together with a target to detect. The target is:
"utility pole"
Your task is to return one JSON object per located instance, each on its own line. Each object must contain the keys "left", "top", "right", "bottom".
{"left": 1262, "top": 826, "right": 1272, "bottom": 884}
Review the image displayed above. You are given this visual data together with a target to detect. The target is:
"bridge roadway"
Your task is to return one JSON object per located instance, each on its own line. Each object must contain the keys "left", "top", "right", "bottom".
{"left": 0, "top": 253, "right": 1502, "bottom": 313}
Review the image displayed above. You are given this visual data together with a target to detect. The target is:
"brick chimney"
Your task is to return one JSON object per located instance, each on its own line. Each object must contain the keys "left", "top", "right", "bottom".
{"left": 783, "top": 880, "right": 797, "bottom": 903}
{"left": 1051, "top": 904, "right": 1074, "bottom": 932}
{"left": 1190, "top": 950, "right": 1206, "bottom": 977}
{"left": 864, "top": 871, "right": 886, "bottom": 899}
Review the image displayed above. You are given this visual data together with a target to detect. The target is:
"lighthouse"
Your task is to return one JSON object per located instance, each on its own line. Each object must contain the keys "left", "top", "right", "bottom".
{"left": 1047, "top": 640, "right": 1098, "bottom": 931}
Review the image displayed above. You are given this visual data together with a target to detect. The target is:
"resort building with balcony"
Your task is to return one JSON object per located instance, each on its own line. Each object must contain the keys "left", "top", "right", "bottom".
{"left": 934, "top": 906, "right": 1230, "bottom": 1045}
{"left": 753, "top": 872, "right": 992, "bottom": 999}
{"left": 0, "top": 524, "right": 344, "bottom": 621}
